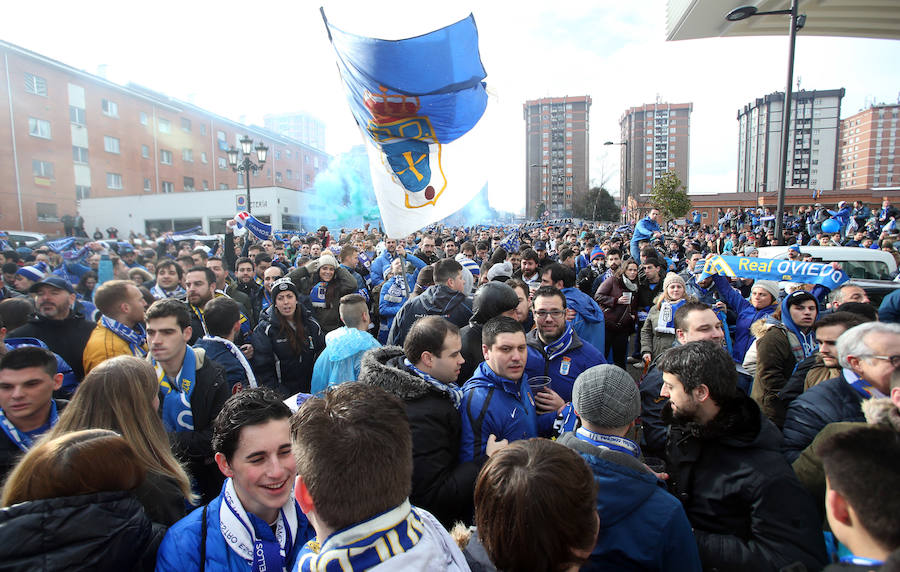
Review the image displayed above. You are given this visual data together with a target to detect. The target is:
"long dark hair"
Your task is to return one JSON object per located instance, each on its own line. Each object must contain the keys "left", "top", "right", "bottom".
{"left": 277, "top": 294, "right": 308, "bottom": 354}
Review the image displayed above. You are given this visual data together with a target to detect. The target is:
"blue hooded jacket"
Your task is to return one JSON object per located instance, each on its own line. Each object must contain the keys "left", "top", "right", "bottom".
{"left": 711, "top": 274, "right": 778, "bottom": 362}
{"left": 558, "top": 432, "right": 702, "bottom": 572}
{"left": 561, "top": 287, "right": 606, "bottom": 353}
{"left": 458, "top": 362, "right": 554, "bottom": 463}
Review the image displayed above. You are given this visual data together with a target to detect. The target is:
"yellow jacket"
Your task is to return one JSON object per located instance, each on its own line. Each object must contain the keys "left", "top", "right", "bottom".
{"left": 83, "top": 322, "right": 149, "bottom": 375}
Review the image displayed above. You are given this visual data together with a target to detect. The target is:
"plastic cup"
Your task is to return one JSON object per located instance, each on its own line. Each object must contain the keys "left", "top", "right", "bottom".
{"left": 528, "top": 375, "right": 552, "bottom": 395}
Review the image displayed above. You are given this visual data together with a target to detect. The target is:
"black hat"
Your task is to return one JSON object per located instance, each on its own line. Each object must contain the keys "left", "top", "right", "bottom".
{"left": 271, "top": 277, "right": 299, "bottom": 298}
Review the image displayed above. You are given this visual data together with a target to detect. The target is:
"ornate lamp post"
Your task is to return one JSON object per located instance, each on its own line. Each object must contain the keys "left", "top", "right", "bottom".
{"left": 227, "top": 135, "right": 269, "bottom": 214}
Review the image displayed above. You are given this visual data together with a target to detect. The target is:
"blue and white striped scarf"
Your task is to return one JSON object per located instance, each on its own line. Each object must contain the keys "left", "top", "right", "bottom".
{"left": 100, "top": 315, "right": 148, "bottom": 357}
{"left": 544, "top": 322, "right": 575, "bottom": 361}
{"left": 404, "top": 358, "right": 463, "bottom": 408}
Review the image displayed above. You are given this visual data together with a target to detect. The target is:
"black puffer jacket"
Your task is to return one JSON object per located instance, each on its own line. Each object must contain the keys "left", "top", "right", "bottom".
{"left": 0, "top": 491, "right": 163, "bottom": 571}
{"left": 251, "top": 304, "right": 324, "bottom": 396}
{"left": 459, "top": 283, "right": 519, "bottom": 383}
{"left": 386, "top": 284, "right": 472, "bottom": 347}
{"left": 782, "top": 373, "right": 866, "bottom": 462}
{"left": 358, "top": 346, "right": 482, "bottom": 528}
{"left": 664, "top": 394, "right": 827, "bottom": 572}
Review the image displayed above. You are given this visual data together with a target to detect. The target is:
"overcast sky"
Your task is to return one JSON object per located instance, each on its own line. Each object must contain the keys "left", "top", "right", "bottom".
{"left": 2, "top": 0, "right": 898, "bottom": 214}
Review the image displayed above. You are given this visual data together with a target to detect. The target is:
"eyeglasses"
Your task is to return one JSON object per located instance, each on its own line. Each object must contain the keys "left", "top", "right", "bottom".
{"left": 534, "top": 309, "right": 565, "bottom": 319}
{"left": 864, "top": 355, "right": 900, "bottom": 368}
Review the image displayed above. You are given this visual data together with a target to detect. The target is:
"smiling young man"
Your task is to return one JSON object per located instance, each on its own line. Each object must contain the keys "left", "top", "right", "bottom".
{"left": 0, "top": 346, "right": 65, "bottom": 482}
{"left": 146, "top": 298, "right": 230, "bottom": 502}
{"left": 156, "top": 388, "right": 314, "bottom": 571}
{"left": 150, "top": 259, "right": 186, "bottom": 300}
{"left": 459, "top": 316, "right": 554, "bottom": 463}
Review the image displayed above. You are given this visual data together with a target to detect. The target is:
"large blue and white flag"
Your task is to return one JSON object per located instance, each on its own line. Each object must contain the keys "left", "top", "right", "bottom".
{"left": 322, "top": 10, "right": 489, "bottom": 237}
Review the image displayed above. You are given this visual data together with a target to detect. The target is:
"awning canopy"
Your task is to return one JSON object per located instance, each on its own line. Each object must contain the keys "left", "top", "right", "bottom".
{"left": 666, "top": 0, "right": 900, "bottom": 42}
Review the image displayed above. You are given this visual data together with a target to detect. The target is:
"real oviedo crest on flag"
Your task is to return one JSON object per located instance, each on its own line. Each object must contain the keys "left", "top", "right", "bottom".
{"left": 322, "top": 10, "right": 490, "bottom": 237}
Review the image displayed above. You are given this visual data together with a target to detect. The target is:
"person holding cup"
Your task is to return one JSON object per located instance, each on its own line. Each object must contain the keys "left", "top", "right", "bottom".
{"left": 524, "top": 286, "right": 606, "bottom": 409}
{"left": 594, "top": 260, "right": 640, "bottom": 368}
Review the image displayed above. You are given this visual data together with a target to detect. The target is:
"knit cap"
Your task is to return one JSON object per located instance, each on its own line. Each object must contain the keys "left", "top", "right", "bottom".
{"left": 751, "top": 280, "right": 780, "bottom": 301}
{"left": 572, "top": 365, "right": 640, "bottom": 428}
{"left": 15, "top": 261, "right": 48, "bottom": 283}
{"left": 662, "top": 273, "right": 685, "bottom": 290}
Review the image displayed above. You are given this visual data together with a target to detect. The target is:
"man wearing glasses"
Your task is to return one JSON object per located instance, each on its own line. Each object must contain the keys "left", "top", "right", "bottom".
{"left": 524, "top": 286, "right": 605, "bottom": 413}
{"left": 783, "top": 322, "right": 900, "bottom": 461}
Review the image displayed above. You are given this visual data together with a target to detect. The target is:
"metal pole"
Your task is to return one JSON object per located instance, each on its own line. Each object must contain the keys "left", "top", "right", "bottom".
{"left": 775, "top": 0, "right": 800, "bottom": 245}
{"left": 245, "top": 160, "right": 252, "bottom": 215}
{"left": 624, "top": 141, "right": 630, "bottom": 224}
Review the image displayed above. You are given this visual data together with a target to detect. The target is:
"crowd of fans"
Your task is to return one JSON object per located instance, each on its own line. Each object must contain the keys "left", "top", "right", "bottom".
{"left": 0, "top": 197, "right": 899, "bottom": 571}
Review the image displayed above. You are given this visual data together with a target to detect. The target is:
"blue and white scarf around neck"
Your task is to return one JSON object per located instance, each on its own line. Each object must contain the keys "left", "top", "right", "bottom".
{"left": 404, "top": 358, "right": 463, "bottom": 408}
{"left": 296, "top": 500, "right": 425, "bottom": 572}
{"left": 0, "top": 400, "right": 58, "bottom": 452}
{"left": 201, "top": 335, "right": 257, "bottom": 388}
{"left": 150, "top": 283, "right": 186, "bottom": 300}
{"left": 100, "top": 315, "right": 147, "bottom": 357}
{"left": 544, "top": 322, "right": 575, "bottom": 361}
{"left": 220, "top": 477, "right": 301, "bottom": 572}
{"left": 655, "top": 299, "right": 687, "bottom": 334}
{"left": 154, "top": 346, "right": 196, "bottom": 432}
{"left": 575, "top": 426, "right": 642, "bottom": 458}
{"left": 843, "top": 368, "right": 887, "bottom": 400}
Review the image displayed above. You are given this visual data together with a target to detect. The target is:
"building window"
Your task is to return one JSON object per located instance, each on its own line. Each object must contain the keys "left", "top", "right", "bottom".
{"left": 182, "top": 148, "right": 193, "bottom": 162}
{"left": 181, "top": 118, "right": 191, "bottom": 132}
{"left": 219, "top": 183, "right": 228, "bottom": 190}
{"left": 285, "top": 149, "right": 291, "bottom": 157}
{"left": 28, "top": 117, "right": 51, "bottom": 139}
{"left": 184, "top": 176, "right": 194, "bottom": 191}
{"left": 286, "top": 169, "right": 292, "bottom": 180}
{"left": 24, "top": 73, "right": 47, "bottom": 96}
{"left": 161, "top": 181, "right": 174, "bottom": 193}
{"left": 142, "top": 144, "right": 150, "bottom": 158}
{"left": 202, "top": 180, "right": 209, "bottom": 190}
{"left": 69, "top": 106, "right": 86, "bottom": 125}
{"left": 32, "top": 159, "right": 54, "bottom": 178}
{"left": 304, "top": 155, "right": 310, "bottom": 164}
{"left": 201, "top": 152, "right": 208, "bottom": 163}
{"left": 160, "top": 150, "right": 173, "bottom": 165}
{"left": 106, "top": 173, "right": 123, "bottom": 189}
{"left": 36, "top": 202, "right": 58, "bottom": 222}
{"left": 75, "top": 185, "right": 90, "bottom": 200}
{"left": 217, "top": 130, "right": 228, "bottom": 151}
{"left": 139, "top": 112, "right": 148, "bottom": 125}
{"left": 275, "top": 150, "right": 281, "bottom": 160}
{"left": 72, "top": 146, "right": 89, "bottom": 163}
{"left": 158, "top": 118, "right": 171, "bottom": 133}
{"left": 200, "top": 124, "right": 207, "bottom": 136}
{"left": 218, "top": 157, "right": 227, "bottom": 169}
{"left": 102, "top": 99, "right": 118, "bottom": 117}
{"left": 103, "top": 136, "right": 121, "bottom": 154}
{"left": 143, "top": 178, "right": 152, "bottom": 192}
{"left": 275, "top": 171, "right": 283, "bottom": 183}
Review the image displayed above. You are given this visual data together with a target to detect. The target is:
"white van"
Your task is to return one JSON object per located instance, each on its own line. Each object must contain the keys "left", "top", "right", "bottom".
{"left": 757, "top": 246, "right": 896, "bottom": 281}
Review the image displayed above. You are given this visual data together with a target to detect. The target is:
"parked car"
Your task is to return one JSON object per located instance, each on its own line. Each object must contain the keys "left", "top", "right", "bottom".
{"left": 1, "top": 230, "right": 48, "bottom": 248}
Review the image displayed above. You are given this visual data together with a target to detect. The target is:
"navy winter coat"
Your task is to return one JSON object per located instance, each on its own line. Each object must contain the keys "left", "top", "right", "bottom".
{"left": 782, "top": 374, "right": 866, "bottom": 462}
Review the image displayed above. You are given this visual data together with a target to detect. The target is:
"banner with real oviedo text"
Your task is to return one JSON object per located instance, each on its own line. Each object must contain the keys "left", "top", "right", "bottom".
{"left": 698, "top": 255, "right": 849, "bottom": 290}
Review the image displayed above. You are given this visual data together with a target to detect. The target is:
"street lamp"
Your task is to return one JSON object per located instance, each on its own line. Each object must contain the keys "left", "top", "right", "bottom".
{"left": 726, "top": 2, "right": 806, "bottom": 245}
{"left": 604, "top": 140, "right": 630, "bottom": 223}
{"left": 227, "top": 135, "right": 269, "bottom": 215}
{"left": 530, "top": 162, "right": 551, "bottom": 218}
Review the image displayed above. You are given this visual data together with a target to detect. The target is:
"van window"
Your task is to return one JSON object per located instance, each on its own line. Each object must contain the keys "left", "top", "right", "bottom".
{"left": 842, "top": 260, "right": 891, "bottom": 281}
